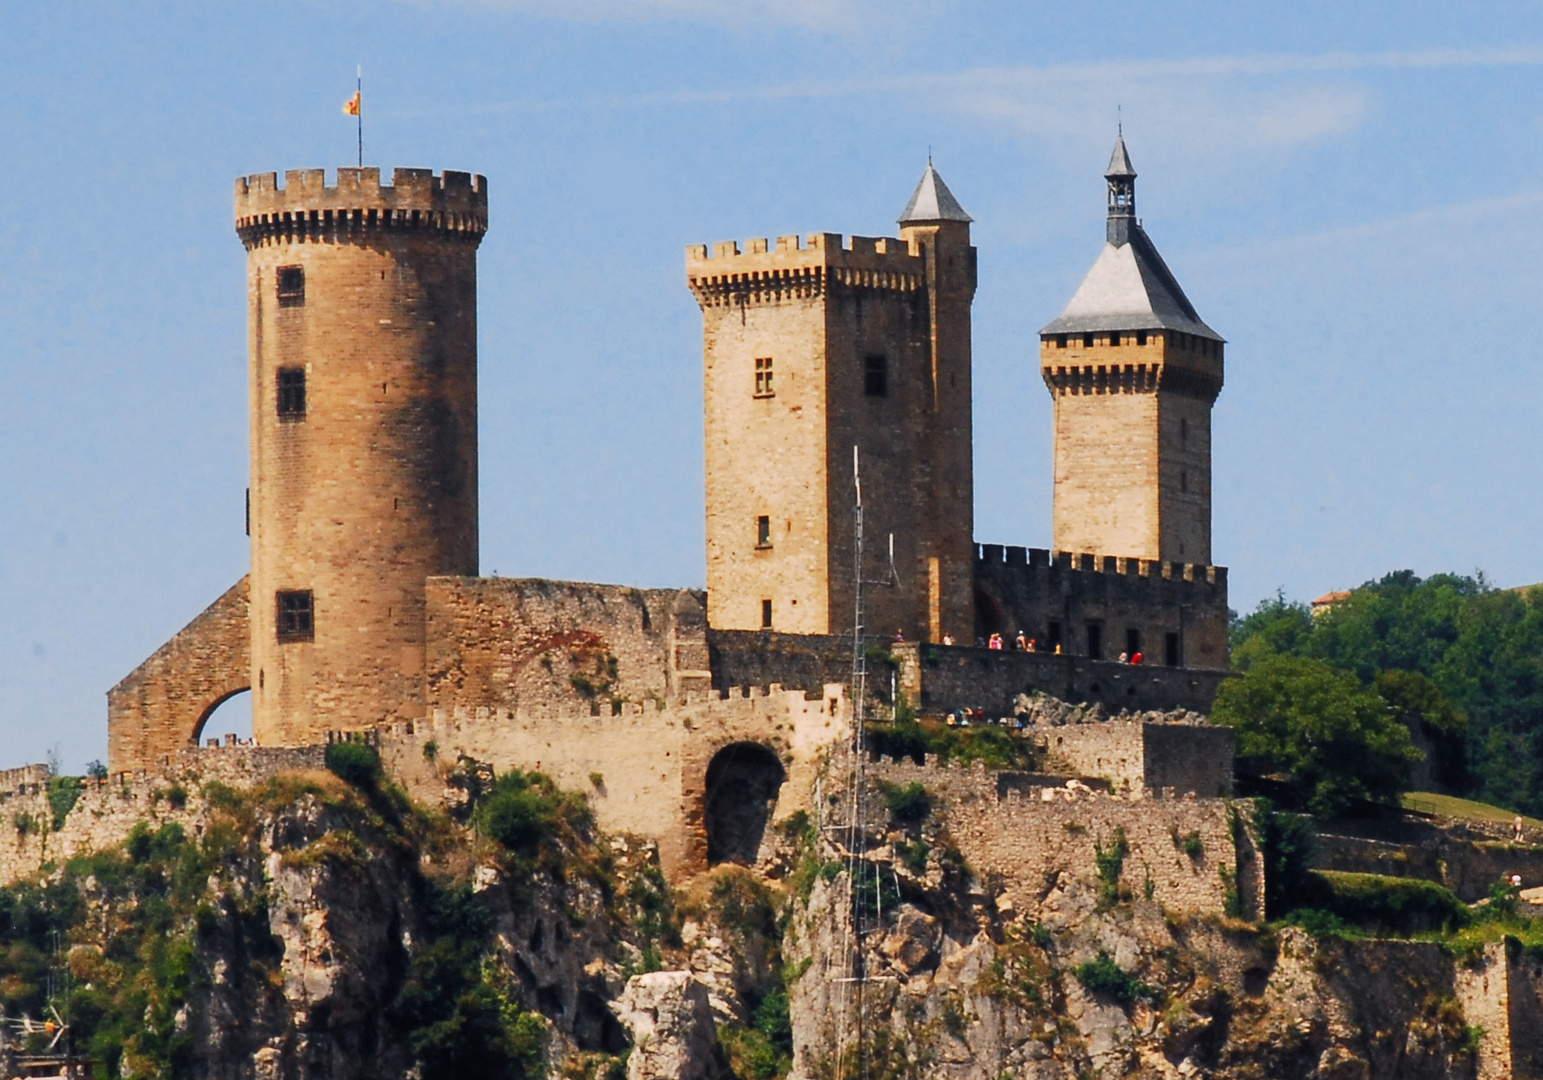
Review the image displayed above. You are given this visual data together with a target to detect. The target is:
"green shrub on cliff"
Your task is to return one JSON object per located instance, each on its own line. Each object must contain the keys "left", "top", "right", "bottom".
{"left": 47, "top": 776, "right": 84, "bottom": 830}
{"left": 325, "top": 739, "right": 383, "bottom": 789}
{"left": 1073, "top": 950, "right": 1154, "bottom": 1004}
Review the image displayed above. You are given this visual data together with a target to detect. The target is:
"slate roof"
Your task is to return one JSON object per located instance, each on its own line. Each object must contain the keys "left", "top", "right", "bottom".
{"left": 1040, "top": 224, "right": 1222, "bottom": 340}
{"left": 1106, "top": 134, "right": 1136, "bottom": 178}
{"left": 899, "top": 163, "right": 972, "bottom": 223}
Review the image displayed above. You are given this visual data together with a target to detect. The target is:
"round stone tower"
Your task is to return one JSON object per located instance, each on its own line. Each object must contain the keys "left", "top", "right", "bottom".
{"left": 234, "top": 167, "right": 487, "bottom": 746}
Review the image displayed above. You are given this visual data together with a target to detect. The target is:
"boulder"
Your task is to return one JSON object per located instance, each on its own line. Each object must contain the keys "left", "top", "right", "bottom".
{"left": 615, "top": 971, "right": 728, "bottom": 1080}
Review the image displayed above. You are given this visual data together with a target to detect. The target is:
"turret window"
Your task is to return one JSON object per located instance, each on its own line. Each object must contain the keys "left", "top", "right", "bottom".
{"left": 1136, "top": 331, "right": 1147, "bottom": 346}
{"left": 761, "top": 599, "right": 773, "bottom": 629}
{"left": 1082, "top": 333, "right": 1094, "bottom": 348}
{"left": 1110, "top": 332, "right": 1121, "bottom": 346}
{"left": 277, "top": 266, "right": 305, "bottom": 307}
{"left": 277, "top": 368, "right": 306, "bottom": 420}
{"left": 864, "top": 355, "right": 888, "bottom": 397}
{"left": 754, "top": 357, "right": 774, "bottom": 397}
{"left": 756, "top": 515, "right": 772, "bottom": 548}
{"left": 277, "top": 590, "right": 314, "bottom": 643}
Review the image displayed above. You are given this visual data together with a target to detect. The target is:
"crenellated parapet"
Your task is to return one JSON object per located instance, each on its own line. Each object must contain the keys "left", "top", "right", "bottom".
{"left": 234, "top": 167, "right": 488, "bottom": 249}
{"left": 686, "top": 232, "right": 925, "bottom": 309}
{"left": 973, "top": 542, "right": 1231, "bottom": 673}
{"left": 977, "top": 544, "right": 1226, "bottom": 590}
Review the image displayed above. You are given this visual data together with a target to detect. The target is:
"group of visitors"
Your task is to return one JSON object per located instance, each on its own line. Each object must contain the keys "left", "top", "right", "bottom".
{"left": 945, "top": 708, "right": 1030, "bottom": 730}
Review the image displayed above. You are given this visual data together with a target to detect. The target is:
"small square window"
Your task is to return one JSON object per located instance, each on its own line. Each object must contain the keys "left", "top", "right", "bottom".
{"left": 277, "top": 590, "right": 314, "bottom": 643}
{"left": 756, "top": 515, "right": 771, "bottom": 548}
{"left": 864, "top": 355, "right": 888, "bottom": 397}
{"left": 1110, "top": 332, "right": 1121, "bottom": 346}
{"left": 754, "top": 357, "right": 774, "bottom": 397}
{"left": 1056, "top": 334, "right": 1068, "bottom": 349}
{"left": 277, "top": 368, "right": 306, "bottom": 420}
{"left": 1082, "top": 333, "right": 1094, "bottom": 348}
{"left": 1136, "top": 330, "right": 1148, "bottom": 346}
{"left": 277, "top": 266, "right": 305, "bottom": 306}
{"left": 761, "top": 599, "right": 773, "bottom": 629}
{"left": 1126, "top": 628, "right": 1141, "bottom": 656}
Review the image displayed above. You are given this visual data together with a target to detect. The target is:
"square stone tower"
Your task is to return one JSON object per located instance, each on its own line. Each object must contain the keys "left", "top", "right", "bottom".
{"left": 1039, "top": 136, "right": 1223, "bottom": 564}
{"left": 688, "top": 165, "right": 976, "bottom": 643}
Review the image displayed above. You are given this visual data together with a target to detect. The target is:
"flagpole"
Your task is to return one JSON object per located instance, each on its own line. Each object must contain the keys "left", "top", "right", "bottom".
{"left": 356, "top": 65, "right": 362, "bottom": 168}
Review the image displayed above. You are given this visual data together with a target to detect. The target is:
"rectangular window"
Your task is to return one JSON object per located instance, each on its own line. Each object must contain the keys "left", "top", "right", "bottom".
{"left": 277, "top": 367, "right": 306, "bottom": 420}
{"left": 1126, "top": 628, "right": 1141, "bottom": 657}
{"left": 1056, "top": 334, "right": 1068, "bottom": 349}
{"left": 761, "top": 599, "right": 773, "bottom": 629}
{"left": 1082, "top": 333, "right": 1094, "bottom": 348}
{"left": 1165, "top": 632, "right": 1182, "bottom": 668}
{"left": 277, "top": 590, "right": 314, "bottom": 643}
{"left": 863, "top": 354, "right": 888, "bottom": 397}
{"left": 1110, "top": 332, "right": 1121, "bottom": 346}
{"left": 755, "top": 515, "right": 771, "bottom": 548}
{"left": 1136, "top": 330, "right": 1147, "bottom": 346}
{"left": 754, "top": 357, "right": 774, "bottom": 397}
{"left": 1086, "top": 623, "right": 1103, "bottom": 660}
{"left": 277, "top": 266, "right": 305, "bottom": 306}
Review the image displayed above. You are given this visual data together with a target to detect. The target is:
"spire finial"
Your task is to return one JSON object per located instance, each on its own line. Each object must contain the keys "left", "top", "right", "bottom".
{"left": 1105, "top": 130, "right": 1136, "bottom": 245}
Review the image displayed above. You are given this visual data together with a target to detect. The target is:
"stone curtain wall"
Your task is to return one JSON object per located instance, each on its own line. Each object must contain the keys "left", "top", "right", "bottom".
{"left": 1043, "top": 722, "right": 1234, "bottom": 798}
{"left": 895, "top": 641, "right": 1230, "bottom": 718}
{"left": 974, "top": 545, "right": 1229, "bottom": 672}
{"left": 377, "top": 685, "right": 850, "bottom": 877}
{"left": 869, "top": 758, "right": 1258, "bottom": 920}
{"left": 0, "top": 765, "right": 52, "bottom": 795}
{"left": 0, "top": 745, "right": 322, "bottom": 887}
{"left": 424, "top": 578, "right": 712, "bottom": 717}
{"left": 108, "top": 577, "right": 252, "bottom": 774}
{"left": 707, "top": 629, "right": 855, "bottom": 697}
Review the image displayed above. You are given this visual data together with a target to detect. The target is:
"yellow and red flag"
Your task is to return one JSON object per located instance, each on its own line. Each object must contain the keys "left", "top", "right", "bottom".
{"left": 342, "top": 91, "right": 361, "bottom": 116}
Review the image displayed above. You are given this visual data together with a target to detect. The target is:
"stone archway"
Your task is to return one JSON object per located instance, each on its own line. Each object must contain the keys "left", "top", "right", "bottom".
{"left": 704, "top": 742, "right": 787, "bottom": 866}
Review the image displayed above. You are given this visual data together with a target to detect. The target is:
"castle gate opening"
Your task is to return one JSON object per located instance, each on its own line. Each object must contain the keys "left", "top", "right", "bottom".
{"left": 704, "top": 742, "right": 786, "bottom": 866}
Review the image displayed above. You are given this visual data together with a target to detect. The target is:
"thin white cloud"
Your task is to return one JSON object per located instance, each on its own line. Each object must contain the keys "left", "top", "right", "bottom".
{"left": 406, "top": 0, "right": 893, "bottom": 32}
{"left": 387, "top": 44, "right": 1543, "bottom": 119}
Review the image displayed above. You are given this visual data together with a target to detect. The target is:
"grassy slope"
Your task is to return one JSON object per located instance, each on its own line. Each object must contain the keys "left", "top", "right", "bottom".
{"left": 1401, "top": 791, "right": 1543, "bottom": 831}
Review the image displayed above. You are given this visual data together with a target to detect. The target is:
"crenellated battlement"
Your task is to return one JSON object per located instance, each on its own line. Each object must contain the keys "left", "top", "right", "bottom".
{"left": 234, "top": 167, "right": 488, "bottom": 249}
{"left": 686, "top": 232, "right": 924, "bottom": 308}
{"left": 975, "top": 543, "right": 1226, "bottom": 591}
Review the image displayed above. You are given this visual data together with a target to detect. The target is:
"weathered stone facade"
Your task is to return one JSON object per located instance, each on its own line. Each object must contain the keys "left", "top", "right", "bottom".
{"left": 377, "top": 685, "right": 851, "bottom": 876}
{"left": 1040, "top": 719, "right": 1234, "bottom": 798}
{"left": 237, "top": 167, "right": 487, "bottom": 747}
{"left": 108, "top": 577, "right": 251, "bottom": 772}
{"left": 689, "top": 219, "right": 976, "bottom": 645}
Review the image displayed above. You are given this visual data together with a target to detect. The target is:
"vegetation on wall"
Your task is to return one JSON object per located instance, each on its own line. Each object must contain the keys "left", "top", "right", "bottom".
{"left": 1226, "top": 572, "right": 1543, "bottom": 816}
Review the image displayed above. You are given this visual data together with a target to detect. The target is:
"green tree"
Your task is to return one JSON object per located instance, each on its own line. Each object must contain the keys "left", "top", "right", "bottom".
{"left": 1213, "top": 654, "right": 1420, "bottom": 818}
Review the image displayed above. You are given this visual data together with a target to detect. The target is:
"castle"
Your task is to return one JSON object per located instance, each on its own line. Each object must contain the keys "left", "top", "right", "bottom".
{"left": 98, "top": 136, "right": 1235, "bottom": 877}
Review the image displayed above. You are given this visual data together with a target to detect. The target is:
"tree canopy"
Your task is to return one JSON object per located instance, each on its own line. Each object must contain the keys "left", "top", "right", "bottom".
{"left": 1228, "top": 572, "right": 1543, "bottom": 815}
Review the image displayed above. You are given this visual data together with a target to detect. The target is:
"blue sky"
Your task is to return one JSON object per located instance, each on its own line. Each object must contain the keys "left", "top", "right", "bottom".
{"left": 4, "top": 2, "right": 1543, "bottom": 770}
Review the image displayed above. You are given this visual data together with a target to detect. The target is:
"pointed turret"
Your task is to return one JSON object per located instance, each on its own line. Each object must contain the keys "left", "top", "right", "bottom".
{"left": 899, "top": 162, "right": 972, "bottom": 224}
{"left": 1037, "top": 135, "right": 1225, "bottom": 568}
{"left": 1105, "top": 133, "right": 1136, "bottom": 244}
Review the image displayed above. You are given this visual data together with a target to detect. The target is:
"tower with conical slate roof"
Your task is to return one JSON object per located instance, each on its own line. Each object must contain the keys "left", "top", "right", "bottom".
{"left": 1039, "top": 135, "right": 1224, "bottom": 564}
{"left": 688, "top": 163, "right": 976, "bottom": 643}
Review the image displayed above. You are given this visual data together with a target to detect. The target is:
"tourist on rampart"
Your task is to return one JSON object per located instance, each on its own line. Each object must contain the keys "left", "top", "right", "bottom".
{"left": 988, "top": 633, "right": 1003, "bottom": 650}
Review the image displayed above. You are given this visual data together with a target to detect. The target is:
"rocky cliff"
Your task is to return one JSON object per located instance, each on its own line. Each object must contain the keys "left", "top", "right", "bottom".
{"left": 0, "top": 754, "right": 1529, "bottom": 1080}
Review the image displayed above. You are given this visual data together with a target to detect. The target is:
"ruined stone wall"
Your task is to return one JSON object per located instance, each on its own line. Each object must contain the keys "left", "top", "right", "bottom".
{"left": 1042, "top": 722, "right": 1232, "bottom": 798}
{"left": 895, "top": 640, "right": 1230, "bottom": 717}
{"left": 377, "top": 685, "right": 850, "bottom": 877}
{"left": 108, "top": 577, "right": 251, "bottom": 774}
{"left": 0, "top": 745, "right": 323, "bottom": 886}
{"left": 0, "top": 764, "right": 52, "bottom": 795}
{"left": 868, "top": 758, "right": 1256, "bottom": 919}
{"left": 707, "top": 629, "right": 853, "bottom": 697}
{"left": 973, "top": 544, "right": 1229, "bottom": 671}
{"left": 424, "top": 577, "right": 712, "bottom": 716}
{"left": 237, "top": 167, "right": 486, "bottom": 748}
